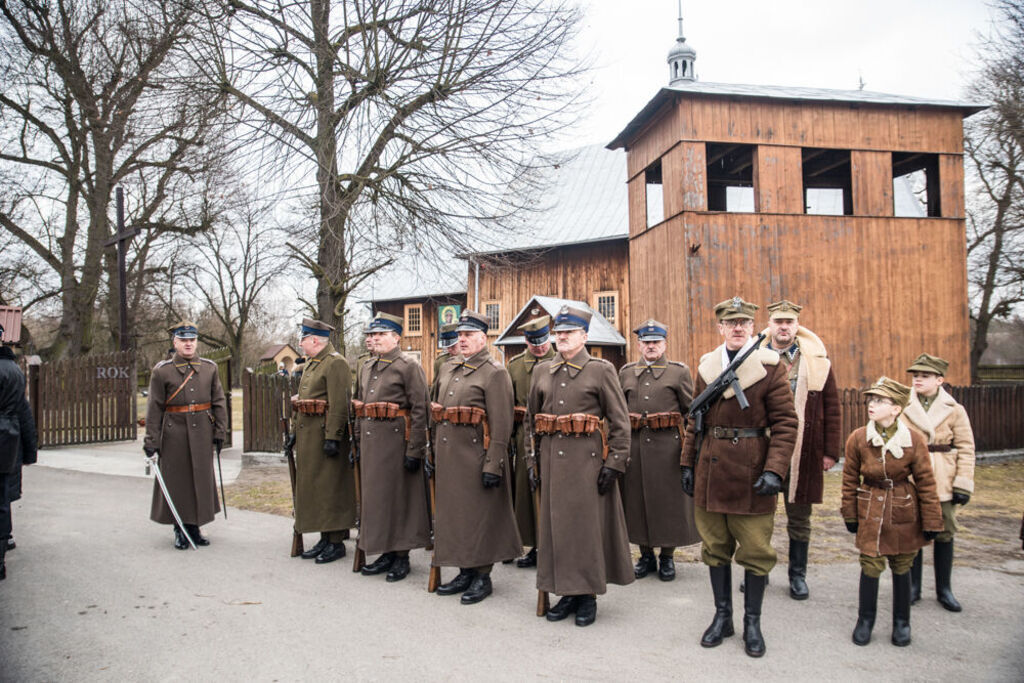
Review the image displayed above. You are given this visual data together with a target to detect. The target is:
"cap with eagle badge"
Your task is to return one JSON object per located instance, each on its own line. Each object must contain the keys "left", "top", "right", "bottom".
{"left": 518, "top": 315, "right": 551, "bottom": 345}
{"left": 364, "top": 312, "right": 403, "bottom": 335}
{"left": 634, "top": 319, "right": 667, "bottom": 341}
{"left": 766, "top": 300, "right": 803, "bottom": 320}
{"left": 455, "top": 310, "right": 489, "bottom": 334}
{"left": 437, "top": 322, "right": 458, "bottom": 349}
{"left": 168, "top": 320, "right": 199, "bottom": 340}
{"left": 299, "top": 318, "right": 334, "bottom": 339}
{"left": 552, "top": 305, "right": 591, "bottom": 332}
{"left": 714, "top": 296, "right": 758, "bottom": 321}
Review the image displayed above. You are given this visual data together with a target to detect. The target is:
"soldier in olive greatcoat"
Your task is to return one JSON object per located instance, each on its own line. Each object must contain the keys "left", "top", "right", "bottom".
{"left": 901, "top": 353, "right": 976, "bottom": 612}
{"left": 680, "top": 298, "right": 798, "bottom": 657}
{"left": 144, "top": 321, "right": 227, "bottom": 550}
{"left": 842, "top": 377, "right": 943, "bottom": 647}
{"left": 526, "top": 306, "right": 633, "bottom": 627}
{"left": 506, "top": 315, "right": 555, "bottom": 568}
{"left": 619, "top": 319, "right": 698, "bottom": 582}
{"left": 354, "top": 312, "right": 431, "bottom": 582}
{"left": 430, "top": 310, "right": 521, "bottom": 604}
{"left": 290, "top": 318, "right": 355, "bottom": 564}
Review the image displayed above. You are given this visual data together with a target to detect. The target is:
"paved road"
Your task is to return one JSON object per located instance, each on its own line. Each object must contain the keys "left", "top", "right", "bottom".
{"left": 2, "top": 445, "right": 1023, "bottom": 681}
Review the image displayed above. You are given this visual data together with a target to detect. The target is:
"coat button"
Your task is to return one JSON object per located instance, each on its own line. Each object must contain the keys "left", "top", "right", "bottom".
{"left": 558, "top": 451, "right": 564, "bottom": 456}
{"left": 558, "top": 400, "right": 564, "bottom": 405}
{"left": 449, "top": 391, "right": 454, "bottom": 396}
{"left": 560, "top": 382, "right": 566, "bottom": 387}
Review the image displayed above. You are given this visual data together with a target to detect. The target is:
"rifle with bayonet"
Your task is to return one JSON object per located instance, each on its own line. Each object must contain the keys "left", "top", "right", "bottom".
{"left": 530, "top": 434, "right": 549, "bottom": 617}
{"left": 281, "top": 417, "right": 303, "bottom": 557}
{"left": 350, "top": 403, "right": 366, "bottom": 572}
{"left": 686, "top": 333, "right": 766, "bottom": 465}
{"left": 426, "top": 431, "right": 441, "bottom": 592}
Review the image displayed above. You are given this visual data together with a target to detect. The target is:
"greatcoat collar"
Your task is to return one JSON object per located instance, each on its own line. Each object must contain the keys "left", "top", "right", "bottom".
{"left": 374, "top": 345, "right": 402, "bottom": 368}
{"left": 549, "top": 347, "right": 591, "bottom": 378}
{"left": 457, "top": 348, "right": 492, "bottom": 375}
{"left": 172, "top": 353, "right": 201, "bottom": 373}
{"left": 523, "top": 346, "right": 555, "bottom": 372}
{"left": 634, "top": 354, "right": 668, "bottom": 379}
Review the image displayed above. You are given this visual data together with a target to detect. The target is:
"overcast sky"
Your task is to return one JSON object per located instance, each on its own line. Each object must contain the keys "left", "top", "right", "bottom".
{"left": 571, "top": 0, "right": 996, "bottom": 147}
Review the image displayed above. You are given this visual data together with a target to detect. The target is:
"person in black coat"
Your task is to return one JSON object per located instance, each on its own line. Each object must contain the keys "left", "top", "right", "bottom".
{"left": 0, "top": 328, "right": 38, "bottom": 580}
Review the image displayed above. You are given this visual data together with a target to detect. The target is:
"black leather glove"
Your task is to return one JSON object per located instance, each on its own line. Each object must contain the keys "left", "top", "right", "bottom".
{"left": 923, "top": 530, "right": 940, "bottom": 541}
{"left": 951, "top": 490, "right": 970, "bottom": 506}
{"left": 528, "top": 466, "right": 539, "bottom": 492}
{"left": 403, "top": 455, "right": 421, "bottom": 473}
{"left": 213, "top": 438, "right": 223, "bottom": 455}
{"left": 596, "top": 466, "right": 620, "bottom": 495}
{"left": 482, "top": 472, "right": 501, "bottom": 489}
{"left": 680, "top": 466, "right": 694, "bottom": 497}
{"left": 284, "top": 433, "right": 296, "bottom": 454}
{"left": 845, "top": 520, "right": 859, "bottom": 533}
{"left": 753, "top": 471, "right": 783, "bottom": 496}
{"left": 323, "top": 439, "right": 340, "bottom": 458}
{"left": 424, "top": 457, "right": 434, "bottom": 478}
{"left": 143, "top": 446, "right": 158, "bottom": 459}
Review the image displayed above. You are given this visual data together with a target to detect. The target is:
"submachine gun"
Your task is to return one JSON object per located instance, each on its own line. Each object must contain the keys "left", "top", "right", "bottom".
{"left": 686, "top": 333, "right": 766, "bottom": 463}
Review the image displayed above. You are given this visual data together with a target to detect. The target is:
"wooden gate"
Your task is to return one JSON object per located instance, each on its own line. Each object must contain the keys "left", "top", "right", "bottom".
{"left": 242, "top": 369, "right": 298, "bottom": 453}
{"left": 25, "top": 351, "right": 137, "bottom": 447}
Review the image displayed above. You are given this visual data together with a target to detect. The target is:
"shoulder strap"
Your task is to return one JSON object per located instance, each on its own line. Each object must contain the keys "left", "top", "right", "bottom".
{"left": 165, "top": 368, "right": 196, "bottom": 406}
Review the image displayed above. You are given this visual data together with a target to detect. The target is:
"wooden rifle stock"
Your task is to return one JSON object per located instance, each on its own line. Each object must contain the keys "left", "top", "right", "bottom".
{"left": 282, "top": 417, "right": 303, "bottom": 557}
{"left": 351, "top": 458, "right": 365, "bottom": 572}
{"left": 532, "top": 439, "right": 549, "bottom": 616}
{"left": 427, "top": 446, "right": 441, "bottom": 592}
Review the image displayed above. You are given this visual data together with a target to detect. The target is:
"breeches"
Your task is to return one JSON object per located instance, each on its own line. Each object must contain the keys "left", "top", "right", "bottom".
{"left": 859, "top": 552, "right": 916, "bottom": 578}
{"left": 694, "top": 506, "right": 777, "bottom": 576}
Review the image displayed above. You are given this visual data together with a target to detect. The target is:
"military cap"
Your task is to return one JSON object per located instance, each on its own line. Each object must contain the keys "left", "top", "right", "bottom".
{"left": 766, "top": 299, "right": 803, "bottom": 320}
{"left": 364, "top": 312, "right": 403, "bottom": 335}
{"left": 300, "top": 318, "right": 334, "bottom": 338}
{"left": 168, "top": 319, "right": 199, "bottom": 339}
{"left": 907, "top": 353, "right": 949, "bottom": 377}
{"left": 634, "top": 319, "right": 668, "bottom": 341}
{"left": 455, "top": 309, "right": 489, "bottom": 334}
{"left": 552, "top": 305, "right": 591, "bottom": 332}
{"left": 863, "top": 376, "right": 911, "bottom": 408}
{"left": 714, "top": 296, "right": 758, "bottom": 321}
{"left": 518, "top": 315, "right": 551, "bottom": 345}
{"left": 437, "top": 322, "right": 459, "bottom": 349}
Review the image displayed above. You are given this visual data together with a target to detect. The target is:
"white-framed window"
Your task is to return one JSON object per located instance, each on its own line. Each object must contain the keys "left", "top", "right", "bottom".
{"left": 483, "top": 301, "right": 501, "bottom": 334}
{"left": 404, "top": 304, "right": 423, "bottom": 336}
{"left": 593, "top": 291, "right": 618, "bottom": 327}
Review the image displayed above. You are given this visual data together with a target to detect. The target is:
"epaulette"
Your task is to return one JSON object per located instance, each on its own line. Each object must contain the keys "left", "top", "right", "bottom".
{"left": 490, "top": 359, "right": 502, "bottom": 368}
{"left": 621, "top": 361, "right": 638, "bottom": 370}
{"left": 668, "top": 360, "right": 689, "bottom": 369}
{"left": 199, "top": 357, "right": 217, "bottom": 366}
{"left": 154, "top": 359, "right": 173, "bottom": 369}
{"left": 331, "top": 351, "right": 341, "bottom": 357}
{"left": 509, "top": 350, "right": 528, "bottom": 363}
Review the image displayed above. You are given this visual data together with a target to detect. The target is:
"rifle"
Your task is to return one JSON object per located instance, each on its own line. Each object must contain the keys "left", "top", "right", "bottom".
{"left": 350, "top": 407, "right": 366, "bottom": 573}
{"left": 686, "top": 333, "right": 766, "bottom": 465}
{"left": 532, "top": 437, "right": 549, "bottom": 617}
{"left": 281, "top": 417, "right": 303, "bottom": 557}
{"left": 426, "top": 436, "right": 441, "bottom": 592}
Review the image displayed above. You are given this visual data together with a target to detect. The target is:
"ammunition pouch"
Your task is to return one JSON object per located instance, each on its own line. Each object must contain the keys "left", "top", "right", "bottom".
{"left": 291, "top": 395, "right": 328, "bottom": 416}
{"left": 434, "top": 404, "right": 490, "bottom": 449}
{"left": 533, "top": 412, "right": 607, "bottom": 460}
{"left": 513, "top": 406, "right": 528, "bottom": 424}
{"left": 354, "top": 400, "right": 410, "bottom": 441}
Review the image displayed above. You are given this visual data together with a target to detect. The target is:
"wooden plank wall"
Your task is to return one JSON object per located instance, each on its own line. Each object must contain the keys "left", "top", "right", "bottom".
{"left": 633, "top": 213, "right": 970, "bottom": 387}
{"left": 851, "top": 151, "right": 894, "bottom": 216}
{"left": 754, "top": 145, "right": 803, "bottom": 213}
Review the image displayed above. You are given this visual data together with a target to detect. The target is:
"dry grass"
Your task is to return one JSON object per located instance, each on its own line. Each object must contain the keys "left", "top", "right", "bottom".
{"left": 224, "top": 460, "right": 1024, "bottom": 568}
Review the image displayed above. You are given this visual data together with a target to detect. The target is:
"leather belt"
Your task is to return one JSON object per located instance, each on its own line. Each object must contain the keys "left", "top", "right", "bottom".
{"left": 165, "top": 402, "right": 211, "bottom": 414}
{"left": 533, "top": 412, "right": 607, "bottom": 460}
{"left": 710, "top": 426, "right": 768, "bottom": 440}
{"left": 430, "top": 403, "right": 491, "bottom": 449}
{"left": 291, "top": 396, "right": 328, "bottom": 415}
{"left": 513, "top": 406, "right": 527, "bottom": 424}
{"left": 928, "top": 444, "right": 953, "bottom": 453}
{"left": 629, "top": 411, "right": 683, "bottom": 430}
{"left": 862, "top": 476, "right": 908, "bottom": 489}
{"left": 352, "top": 400, "right": 411, "bottom": 441}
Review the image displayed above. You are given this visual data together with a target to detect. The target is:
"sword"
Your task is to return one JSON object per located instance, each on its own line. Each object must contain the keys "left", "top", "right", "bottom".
{"left": 215, "top": 441, "right": 227, "bottom": 519}
{"left": 148, "top": 455, "right": 197, "bottom": 550}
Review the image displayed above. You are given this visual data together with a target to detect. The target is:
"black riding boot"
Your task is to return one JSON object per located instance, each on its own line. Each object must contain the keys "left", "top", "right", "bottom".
{"left": 173, "top": 525, "right": 191, "bottom": 550}
{"left": 934, "top": 540, "right": 962, "bottom": 612}
{"left": 891, "top": 571, "right": 912, "bottom": 646}
{"left": 910, "top": 549, "right": 922, "bottom": 604}
{"left": 852, "top": 572, "right": 879, "bottom": 646}
{"left": 0, "top": 538, "right": 6, "bottom": 580}
{"left": 185, "top": 524, "right": 210, "bottom": 546}
{"left": 742, "top": 571, "right": 767, "bottom": 657}
{"left": 700, "top": 565, "right": 734, "bottom": 647}
{"left": 634, "top": 549, "right": 657, "bottom": 579}
{"left": 788, "top": 539, "right": 809, "bottom": 600}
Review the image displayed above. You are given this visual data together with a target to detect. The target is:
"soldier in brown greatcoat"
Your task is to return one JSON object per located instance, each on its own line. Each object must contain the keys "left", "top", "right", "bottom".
{"left": 429, "top": 310, "right": 521, "bottom": 604}
{"left": 680, "top": 297, "right": 798, "bottom": 658}
{"left": 290, "top": 318, "right": 355, "bottom": 565}
{"left": 757, "top": 300, "right": 842, "bottom": 601}
{"left": 526, "top": 305, "right": 633, "bottom": 627}
{"left": 618, "top": 319, "right": 697, "bottom": 582}
{"left": 430, "top": 323, "right": 460, "bottom": 401}
{"left": 506, "top": 315, "right": 555, "bottom": 569}
{"left": 354, "top": 312, "right": 431, "bottom": 582}
{"left": 144, "top": 321, "right": 227, "bottom": 550}
{"left": 842, "top": 377, "right": 943, "bottom": 647}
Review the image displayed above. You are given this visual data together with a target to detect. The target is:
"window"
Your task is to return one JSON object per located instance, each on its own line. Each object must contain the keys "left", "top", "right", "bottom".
{"left": 483, "top": 301, "right": 501, "bottom": 333}
{"left": 645, "top": 160, "right": 664, "bottom": 227}
{"left": 706, "top": 143, "right": 755, "bottom": 212}
{"left": 404, "top": 304, "right": 422, "bottom": 336}
{"left": 802, "top": 148, "right": 852, "bottom": 216}
{"left": 593, "top": 291, "right": 618, "bottom": 327}
{"left": 893, "top": 152, "right": 940, "bottom": 217}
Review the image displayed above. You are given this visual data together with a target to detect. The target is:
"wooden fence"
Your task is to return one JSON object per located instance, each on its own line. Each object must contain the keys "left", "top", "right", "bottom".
{"left": 25, "top": 351, "right": 137, "bottom": 447}
{"left": 838, "top": 384, "right": 1024, "bottom": 452}
{"left": 242, "top": 369, "right": 298, "bottom": 453}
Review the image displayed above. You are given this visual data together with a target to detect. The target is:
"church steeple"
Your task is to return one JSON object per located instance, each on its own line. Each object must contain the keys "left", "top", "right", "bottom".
{"left": 667, "top": 1, "right": 696, "bottom": 85}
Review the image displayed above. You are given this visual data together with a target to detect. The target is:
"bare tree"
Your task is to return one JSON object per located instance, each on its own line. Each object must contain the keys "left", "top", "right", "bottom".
{"left": 0, "top": 0, "right": 231, "bottom": 358}
{"left": 203, "top": 0, "right": 586, "bottom": 344}
{"left": 965, "top": 0, "right": 1024, "bottom": 380}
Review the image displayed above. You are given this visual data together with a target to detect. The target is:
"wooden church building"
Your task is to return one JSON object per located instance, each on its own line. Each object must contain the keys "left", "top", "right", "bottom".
{"left": 371, "top": 17, "right": 982, "bottom": 388}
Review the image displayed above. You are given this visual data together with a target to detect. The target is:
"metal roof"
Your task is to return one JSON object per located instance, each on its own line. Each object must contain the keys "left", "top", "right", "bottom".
{"left": 494, "top": 295, "right": 626, "bottom": 347}
{"left": 363, "top": 257, "right": 467, "bottom": 304}
{"left": 463, "top": 144, "right": 628, "bottom": 256}
{"left": 608, "top": 81, "right": 987, "bottom": 150}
